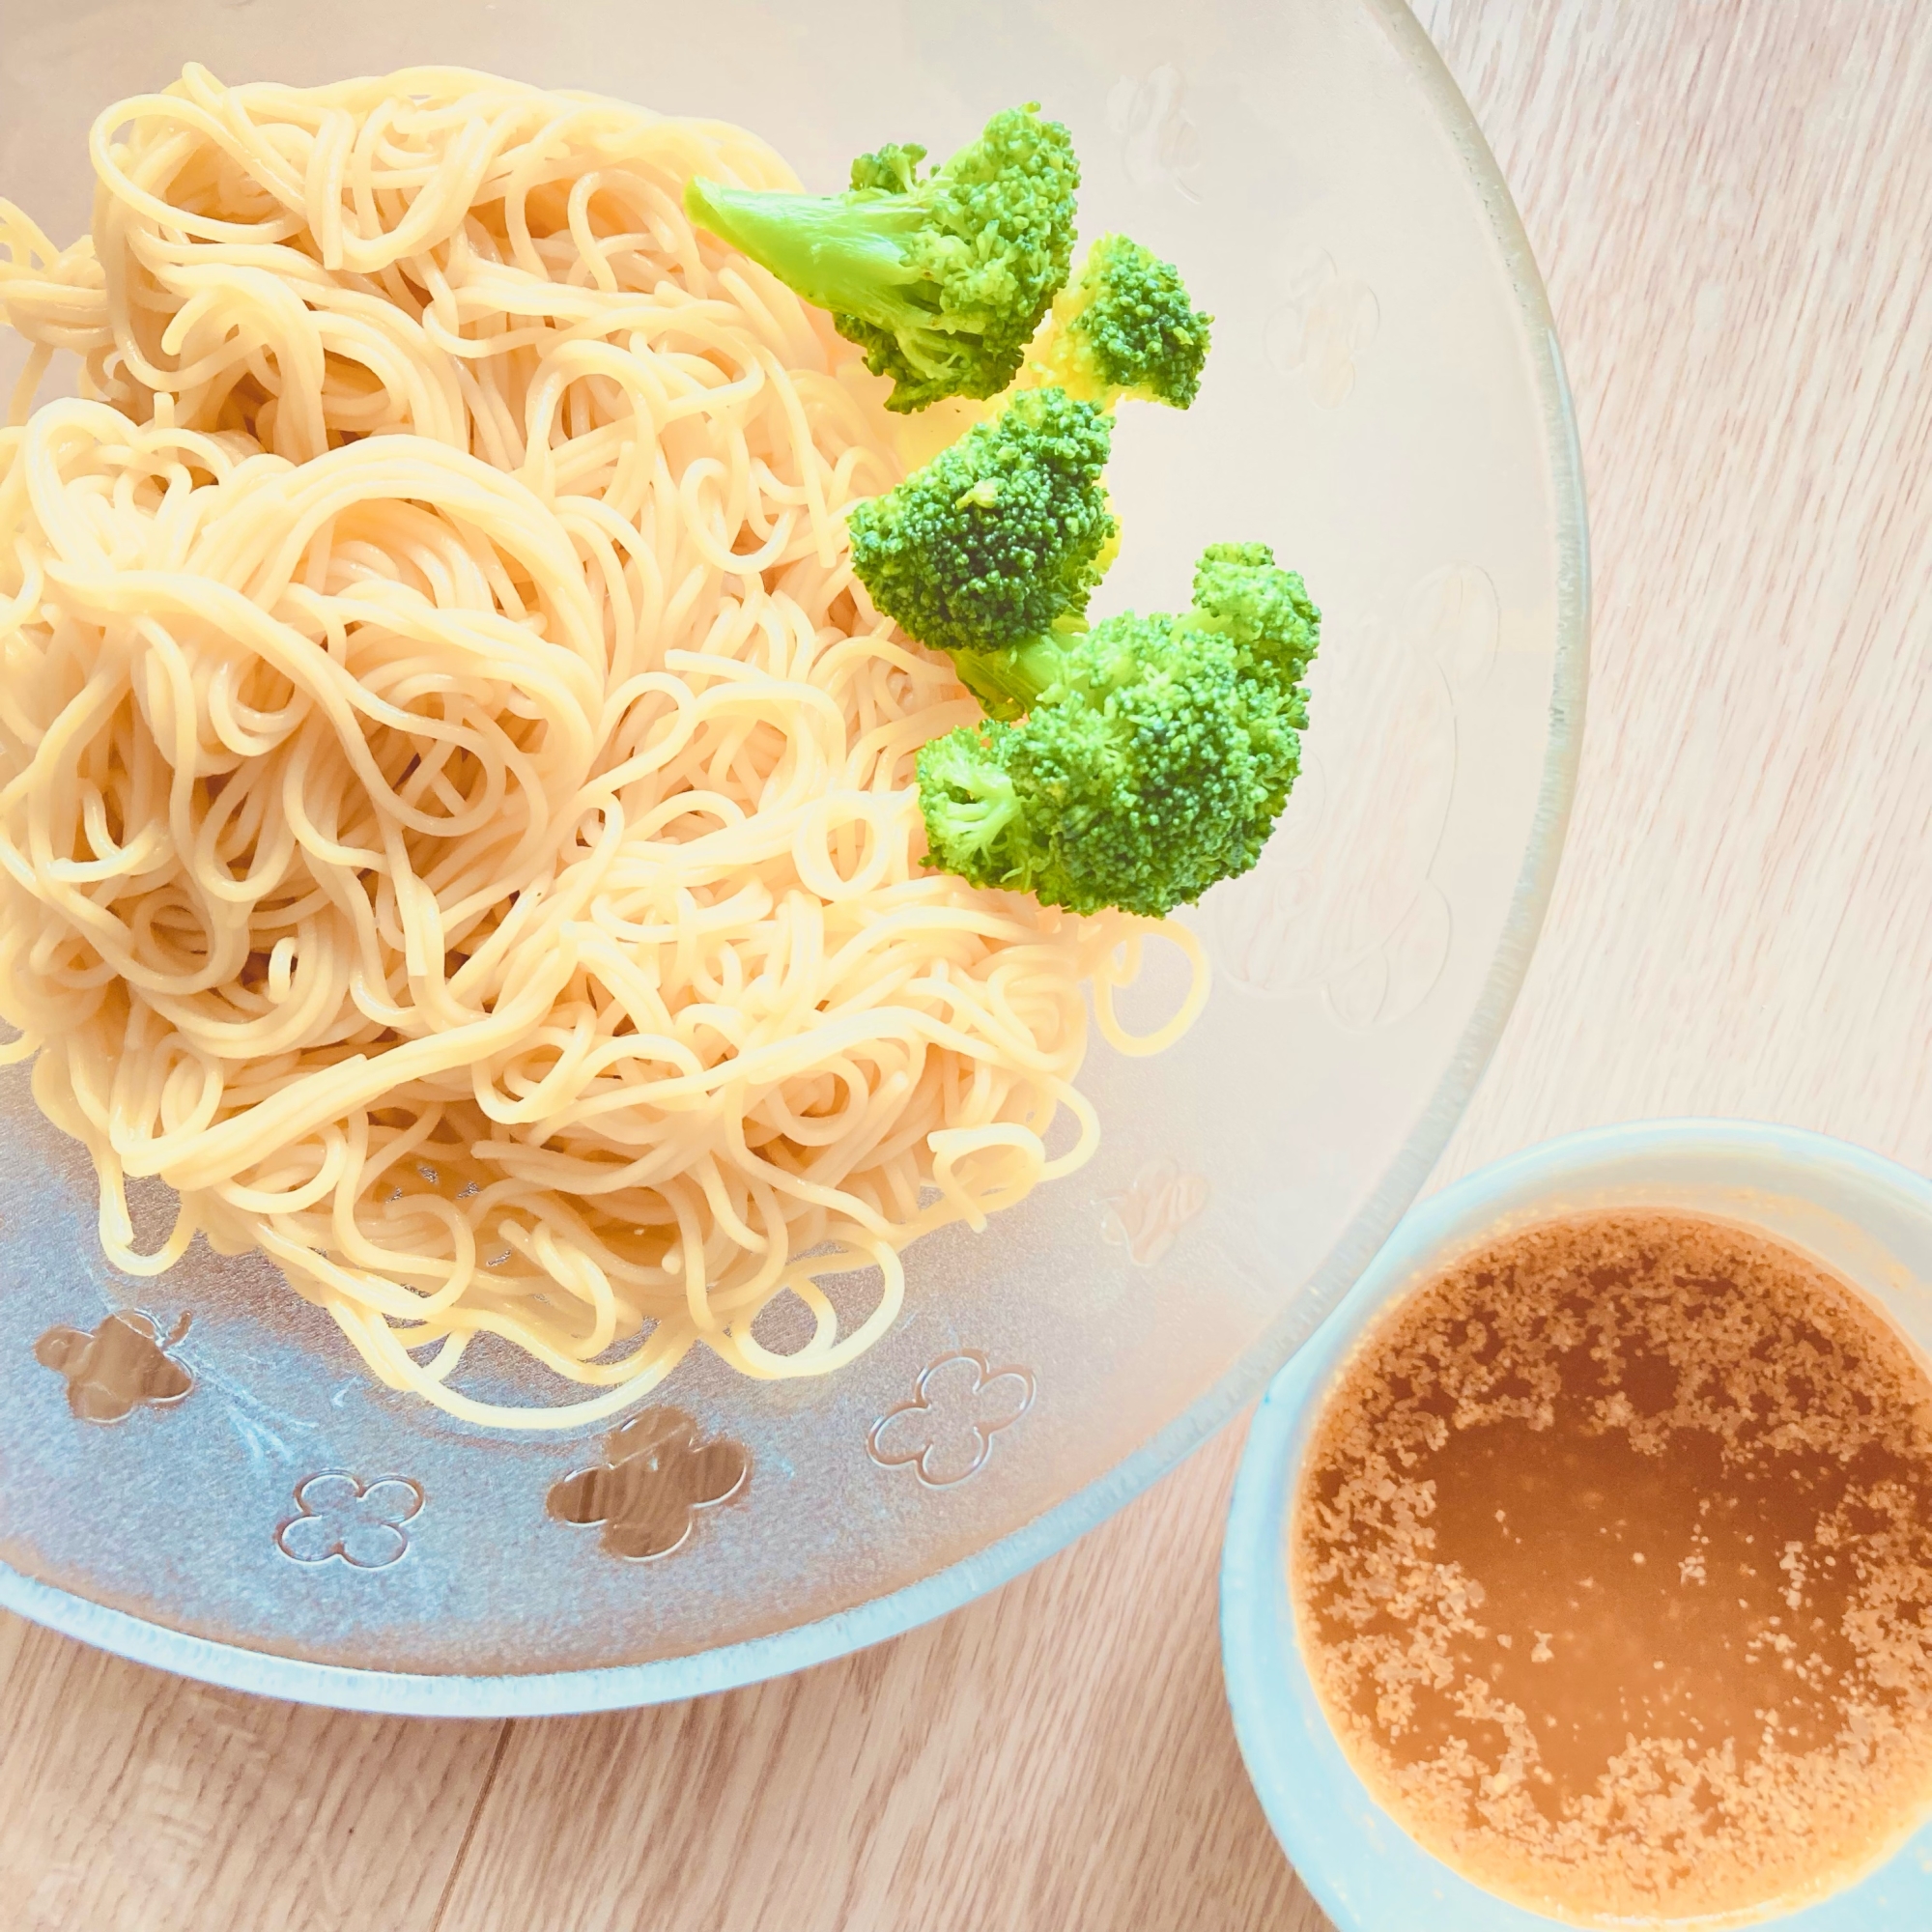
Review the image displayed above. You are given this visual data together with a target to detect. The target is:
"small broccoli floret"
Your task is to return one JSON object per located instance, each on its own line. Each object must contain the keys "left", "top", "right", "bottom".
{"left": 916, "top": 545, "right": 1319, "bottom": 917}
{"left": 1190, "top": 541, "right": 1321, "bottom": 702}
{"left": 685, "top": 105, "right": 1079, "bottom": 412}
{"left": 913, "top": 724, "right": 1023, "bottom": 873}
{"left": 847, "top": 385, "right": 1116, "bottom": 666}
{"left": 1029, "top": 234, "right": 1212, "bottom": 409}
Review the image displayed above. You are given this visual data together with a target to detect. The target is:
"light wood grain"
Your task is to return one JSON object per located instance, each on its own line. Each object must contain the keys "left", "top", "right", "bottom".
{"left": 1438, "top": 0, "right": 1932, "bottom": 1177}
{"left": 4, "top": 4, "right": 1931, "bottom": 1926}
{"left": 437, "top": 1418, "right": 1314, "bottom": 1932}
{"left": 0, "top": 1614, "right": 498, "bottom": 1931}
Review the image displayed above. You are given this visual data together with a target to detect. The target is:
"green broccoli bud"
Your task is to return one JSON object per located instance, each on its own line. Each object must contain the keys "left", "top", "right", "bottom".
{"left": 847, "top": 385, "right": 1117, "bottom": 668}
{"left": 1190, "top": 541, "right": 1320, "bottom": 706}
{"left": 912, "top": 724, "right": 1023, "bottom": 873}
{"left": 685, "top": 105, "right": 1079, "bottom": 412}
{"left": 1030, "top": 234, "right": 1212, "bottom": 410}
{"left": 846, "top": 143, "right": 927, "bottom": 195}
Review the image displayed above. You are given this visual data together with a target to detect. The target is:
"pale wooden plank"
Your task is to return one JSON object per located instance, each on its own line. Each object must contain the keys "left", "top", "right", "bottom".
{"left": 438, "top": 1420, "right": 1320, "bottom": 1932}
{"left": 0, "top": 1614, "right": 502, "bottom": 1932}
{"left": 1437, "top": 0, "right": 1932, "bottom": 1179}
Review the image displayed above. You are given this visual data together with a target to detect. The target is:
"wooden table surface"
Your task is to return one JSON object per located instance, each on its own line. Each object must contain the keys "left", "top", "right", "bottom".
{"left": 9, "top": 4, "right": 1932, "bottom": 1926}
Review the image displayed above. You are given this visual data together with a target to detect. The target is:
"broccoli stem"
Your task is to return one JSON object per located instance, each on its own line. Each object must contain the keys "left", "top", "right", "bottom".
{"left": 951, "top": 618, "right": 1188, "bottom": 721}
{"left": 950, "top": 637, "right": 1076, "bottom": 720}
{"left": 683, "top": 180, "right": 929, "bottom": 326}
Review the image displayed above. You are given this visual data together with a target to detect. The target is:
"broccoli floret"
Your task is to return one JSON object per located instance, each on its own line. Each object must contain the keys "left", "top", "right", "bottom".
{"left": 913, "top": 725, "right": 1022, "bottom": 876}
{"left": 918, "top": 621, "right": 1295, "bottom": 917}
{"left": 847, "top": 385, "right": 1117, "bottom": 667}
{"left": 916, "top": 545, "right": 1319, "bottom": 916}
{"left": 1030, "top": 234, "right": 1212, "bottom": 409}
{"left": 1191, "top": 541, "right": 1320, "bottom": 699}
{"left": 685, "top": 105, "right": 1079, "bottom": 412}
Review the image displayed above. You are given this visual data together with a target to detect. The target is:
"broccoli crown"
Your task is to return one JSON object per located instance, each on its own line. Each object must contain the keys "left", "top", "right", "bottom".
{"left": 1038, "top": 234, "right": 1212, "bottom": 409}
{"left": 684, "top": 105, "right": 1078, "bottom": 412}
{"left": 1190, "top": 541, "right": 1321, "bottom": 706}
{"left": 915, "top": 541, "right": 1321, "bottom": 916}
{"left": 917, "top": 615, "right": 1298, "bottom": 917}
{"left": 847, "top": 385, "right": 1116, "bottom": 657}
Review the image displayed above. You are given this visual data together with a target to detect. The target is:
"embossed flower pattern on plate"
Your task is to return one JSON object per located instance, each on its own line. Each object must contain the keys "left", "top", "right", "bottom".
{"left": 867, "top": 1352, "right": 1034, "bottom": 1488}
{"left": 547, "top": 1407, "right": 749, "bottom": 1561}
{"left": 1101, "top": 1159, "right": 1209, "bottom": 1267}
{"left": 33, "top": 1310, "right": 192, "bottom": 1422}
{"left": 276, "top": 1473, "right": 423, "bottom": 1570}
{"left": 1264, "top": 247, "right": 1380, "bottom": 407}
{"left": 1106, "top": 63, "right": 1204, "bottom": 201}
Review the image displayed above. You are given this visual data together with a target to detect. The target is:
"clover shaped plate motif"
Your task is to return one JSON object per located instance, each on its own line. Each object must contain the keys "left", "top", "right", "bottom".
{"left": 547, "top": 1406, "right": 750, "bottom": 1561}
{"left": 34, "top": 1310, "right": 192, "bottom": 1423}
{"left": 276, "top": 1474, "right": 424, "bottom": 1570}
{"left": 1106, "top": 62, "right": 1205, "bottom": 202}
{"left": 1100, "top": 1159, "right": 1210, "bottom": 1268}
{"left": 1264, "top": 247, "right": 1380, "bottom": 408}
{"left": 867, "top": 1352, "right": 1035, "bottom": 1488}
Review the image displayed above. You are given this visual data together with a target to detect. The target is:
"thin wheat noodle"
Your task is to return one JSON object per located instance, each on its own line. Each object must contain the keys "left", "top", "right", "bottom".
{"left": 0, "top": 66, "right": 1208, "bottom": 1427}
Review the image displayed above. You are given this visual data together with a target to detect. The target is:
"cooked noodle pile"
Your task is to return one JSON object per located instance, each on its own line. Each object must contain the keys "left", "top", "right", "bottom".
{"left": 0, "top": 67, "right": 1205, "bottom": 1426}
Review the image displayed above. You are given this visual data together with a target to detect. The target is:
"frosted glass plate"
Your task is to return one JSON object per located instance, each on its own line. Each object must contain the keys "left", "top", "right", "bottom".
{"left": 0, "top": 0, "right": 1586, "bottom": 1711}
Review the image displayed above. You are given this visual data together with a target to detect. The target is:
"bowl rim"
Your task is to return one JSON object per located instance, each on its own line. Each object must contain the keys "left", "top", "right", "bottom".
{"left": 0, "top": 0, "right": 1591, "bottom": 1715}
{"left": 1220, "top": 1118, "right": 1932, "bottom": 1930}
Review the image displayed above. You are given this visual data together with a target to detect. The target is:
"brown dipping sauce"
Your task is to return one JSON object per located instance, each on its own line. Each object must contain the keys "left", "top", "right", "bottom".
{"left": 1292, "top": 1208, "right": 1932, "bottom": 1924}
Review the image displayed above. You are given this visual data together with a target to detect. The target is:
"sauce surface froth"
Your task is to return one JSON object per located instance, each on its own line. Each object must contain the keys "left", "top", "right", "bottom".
{"left": 1292, "top": 1208, "right": 1932, "bottom": 1924}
